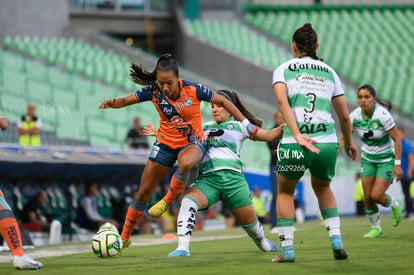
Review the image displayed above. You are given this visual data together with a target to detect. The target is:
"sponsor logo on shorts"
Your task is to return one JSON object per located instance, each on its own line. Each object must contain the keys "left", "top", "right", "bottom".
{"left": 277, "top": 149, "right": 305, "bottom": 161}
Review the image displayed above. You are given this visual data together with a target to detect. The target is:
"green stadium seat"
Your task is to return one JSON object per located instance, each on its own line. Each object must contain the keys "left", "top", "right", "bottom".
{"left": 54, "top": 88, "right": 79, "bottom": 109}
{"left": 27, "top": 80, "right": 53, "bottom": 103}
{"left": 0, "top": 93, "right": 27, "bottom": 114}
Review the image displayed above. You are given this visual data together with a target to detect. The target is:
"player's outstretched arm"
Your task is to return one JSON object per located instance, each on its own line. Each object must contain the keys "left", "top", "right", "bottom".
{"left": 254, "top": 124, "right": 284, "bottom": 142}
{"left": 332, "top": 95, "right": 358, "bottom": 160}
{"left": 99, "top": 94, "right": 137, "bottom": 109}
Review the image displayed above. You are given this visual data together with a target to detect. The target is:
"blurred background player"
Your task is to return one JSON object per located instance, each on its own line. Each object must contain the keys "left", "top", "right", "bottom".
{"left": 99, "top": 54, "right": 256, "bottom": 249}
{"left": 273, "top": 23, "right": 358, "bottom": 263}
{"left": 76, "top": 182, "right": 120, "bottom": 232}
{"left": 125, "top": 117, "right": 149, "bottom": 150}
{"left": 17, "top": 103, "right": 42, "bottom": 146}
{"left": 267, "top": 111, "right": 284, "bottom": 233}
{"left": 0, "top": 116, "right": 43, "bottom": 269}
{"left": 397, "top": 127, "right": 413, "bottom": 218}
{"left": 341, "top": 84, "right": 402, "bottom": 238}
{"left": 252, "top": 186, "right": 266, "bottom": 224}
{"left": 20, "top": 190, "right": 62, "bottom": 244}
{"left": 354, "top": 173, "right": 365, "bottom": 216}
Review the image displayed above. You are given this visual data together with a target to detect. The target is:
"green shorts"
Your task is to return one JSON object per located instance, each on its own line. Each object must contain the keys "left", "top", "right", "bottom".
{"left": 190, "top": 170, "right": 252, "bottom": 211}
{"left": 360, "top": 157, "right": 394, "bottom": 180}
{"left": 277, "top": 143, "right": 338, "bottom": 181}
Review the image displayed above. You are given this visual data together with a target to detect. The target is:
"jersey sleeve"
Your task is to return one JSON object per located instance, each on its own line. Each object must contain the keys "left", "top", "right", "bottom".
{"left": 332, "top": 71, "right": 344, "bottom": 98}
{"left": 272, "top": 65, "right": 285, "bottom": 86}
{"left": 196, "top": 84, "right": 215, "bottom": 102}
{"left": 134, "top": 85, "right": 154, "bottom": 103}
{"left": 380, "top": 108, "right": 396, "bottom": 132}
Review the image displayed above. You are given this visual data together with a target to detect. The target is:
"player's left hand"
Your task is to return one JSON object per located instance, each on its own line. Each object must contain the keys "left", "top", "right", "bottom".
{"left": 296, "top": 134, "right": 320, "bottom": 154}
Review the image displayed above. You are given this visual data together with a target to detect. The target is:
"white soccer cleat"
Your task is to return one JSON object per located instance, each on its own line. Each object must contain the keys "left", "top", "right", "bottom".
{"left": 13, "top": 254, "right": 43, "bottom": 270}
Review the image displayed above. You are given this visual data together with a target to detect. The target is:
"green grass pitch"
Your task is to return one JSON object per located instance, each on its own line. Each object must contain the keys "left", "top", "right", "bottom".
{"left": 1, "top": 216, "right": 412, "bottom": 274}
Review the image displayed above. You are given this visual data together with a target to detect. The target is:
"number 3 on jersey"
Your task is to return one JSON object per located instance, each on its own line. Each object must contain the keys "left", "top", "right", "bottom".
{"left": 305, "top": 92, "right": 316, "bottom": 113}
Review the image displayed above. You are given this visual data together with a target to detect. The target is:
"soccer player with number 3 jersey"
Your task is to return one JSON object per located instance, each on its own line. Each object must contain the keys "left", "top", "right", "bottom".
{"left": 272, "top": 23, "right": 358, "bottom": 262}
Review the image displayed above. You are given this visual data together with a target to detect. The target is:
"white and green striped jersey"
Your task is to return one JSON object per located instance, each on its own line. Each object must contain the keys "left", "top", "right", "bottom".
{"left": 272, "top": 57, "right": 343, "bottom": 144}
{"left": 349, "top": 103, "right": 395, "bottom": 163}
{"left": 199, "top": 119, "right": 249, "bottom": 174}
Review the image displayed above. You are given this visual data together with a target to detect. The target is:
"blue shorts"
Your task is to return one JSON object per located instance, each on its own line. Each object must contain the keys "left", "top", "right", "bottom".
{"left": 148, "top": 140, "right": 208, "bottom": 167}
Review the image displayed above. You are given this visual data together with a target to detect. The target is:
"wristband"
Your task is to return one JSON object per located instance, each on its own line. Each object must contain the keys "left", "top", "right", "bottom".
{"left": 241, "top": 118, "right": 254, "bottom": 133}
{"left": 394, "top": 159, "right": 401, "bottom": 166}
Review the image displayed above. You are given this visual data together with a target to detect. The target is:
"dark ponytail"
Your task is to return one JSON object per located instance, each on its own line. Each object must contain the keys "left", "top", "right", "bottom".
{"left": 292, "top": 23, "right": 322, "bottom": 61}
{"left": 129, "top": 54, "right": 179, "bottom": 86}
{"left": 357, "top": 84, "right": 392, "bottom": 111}
{"left": 217, "top": 90, "right": 263, "bottom": 127}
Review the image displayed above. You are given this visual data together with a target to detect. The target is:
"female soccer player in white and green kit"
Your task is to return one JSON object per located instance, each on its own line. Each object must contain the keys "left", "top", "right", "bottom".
{"left": 145, "top": 90, "right": 283, "bottom": 256}
{"left": 340, "top": 84, "right": 402, "bottom": 238}
{"left": 272, "top": 23, "right": 358, "bottom": 263}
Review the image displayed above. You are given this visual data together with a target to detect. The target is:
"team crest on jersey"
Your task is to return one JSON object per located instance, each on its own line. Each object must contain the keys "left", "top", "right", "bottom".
{"left": 174, "top": 102, "right": 184, "bottom": 111}
{"left": 226, "top": 124, "right": 234, "bottom": 130}
{"left": 372, "top": 121, "right": 378, "bottom": 129}
{"left": 171, "top": 115, "right": 184, "bottom": 123}
{"left": 184, "top": 97, "right": 192, "bottom": 106}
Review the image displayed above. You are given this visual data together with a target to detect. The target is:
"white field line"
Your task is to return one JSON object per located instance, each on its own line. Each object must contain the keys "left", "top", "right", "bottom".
{"left": 0, "top": 234, "right": 245, "bottom": 263}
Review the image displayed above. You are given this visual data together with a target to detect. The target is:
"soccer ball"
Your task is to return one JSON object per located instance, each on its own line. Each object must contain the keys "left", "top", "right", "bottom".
{"left": 91, "top": 229, "right": 123, "bottom": 258}
{"left": 98, "top": 222, "right": 119, "bottom": 234}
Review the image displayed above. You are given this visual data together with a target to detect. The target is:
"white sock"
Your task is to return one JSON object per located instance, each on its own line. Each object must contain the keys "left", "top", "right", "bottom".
{"left": 242, "top": 220, "right": 270, "bottom": 251}
{"left": 278, "top": 226, "right": 294, "bottom": 247}
{"left": 324, "top": 217, "right": 341, "bottom": 237}
{"left": 390, "top": 199, "right": 398, "bottom": 208}
{"left": 176, "top": 197, "right": 198, "bottom": 252}
{"left": 367, "top": 212, "right": 381, "bottom": 229}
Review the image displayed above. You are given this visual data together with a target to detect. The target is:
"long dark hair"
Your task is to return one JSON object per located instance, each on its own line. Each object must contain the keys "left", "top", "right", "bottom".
{"left": 292, "top": 23, "right": 322, "bottom": 61}
{"left": 217, "top": 89, "right": 263, "bottom": 127}
{"left": 357, "top": 84, "right": 392, "bottom": 111}
{"left": 129, "top": 54, "right": 179, "bottom": 86}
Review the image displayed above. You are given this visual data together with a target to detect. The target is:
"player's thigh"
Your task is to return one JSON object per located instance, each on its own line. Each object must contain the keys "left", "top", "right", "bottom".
{"left": 371, "top": 177, "right": 391, "bottom": 200}
{"left": 222, "top": 172, "right": 253, "bottom": 210}
{"left": 137, "top": 160, "right": 171, "bottom": 201}
{"left": 177, "top": 143, "right": 204, "bottom": 172}
{"left": 189, "top": 174, "right": 221, "bottom": 210}
{"left": 231, "top": 204, "right": 257, "bottom": 226}
{"left": 185, "top": 188, "right": 209, "bottom": 210}
{"left": 309, "top": 143, "right": 338, "bottom": 182}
